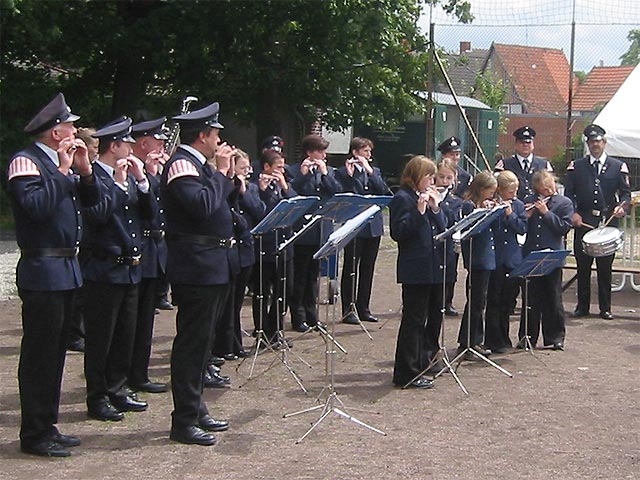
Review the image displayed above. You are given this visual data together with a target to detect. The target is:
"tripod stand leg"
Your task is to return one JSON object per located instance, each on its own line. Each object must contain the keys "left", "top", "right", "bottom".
{"left": 467, "top": 348, "right": 513, "bottom": 377}
{"left": 333, "top": 407, "right": 386, "bottom": 436}
{"left": 295, "top": 408, "right": 333, "bottom": 444}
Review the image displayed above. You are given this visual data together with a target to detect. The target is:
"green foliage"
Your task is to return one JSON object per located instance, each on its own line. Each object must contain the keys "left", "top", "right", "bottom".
{"left": 474, "top": 71, "right": 507, "bottom": 133}
{"left": 620, "top": 29, "right": 640, "bottom": 66}
{"left": 1, "top": 0, "right": 473, "bottom": 158}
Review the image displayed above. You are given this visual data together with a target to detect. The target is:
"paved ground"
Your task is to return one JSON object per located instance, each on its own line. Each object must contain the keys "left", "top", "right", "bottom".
{"left": 0, "top": 239, "right": 638, "bottom": 479}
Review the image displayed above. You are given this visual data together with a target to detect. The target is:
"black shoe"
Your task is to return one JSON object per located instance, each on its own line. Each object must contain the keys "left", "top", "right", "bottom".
{"left": 223, "top": 353, "right": 239, "bottom": 361}
{"left": 156, "top": 298, "right": 174, "bottom": 310}
{"left": 473, "top": 345, "right": 492, "bottom": 356}
{"left": 21, "top": 440, "right": 70, "bottom": 457}
{"left": 309, "top": 321, "right": 327, "bottom": 330}
{"left": 198, "top": 415, "right": 229, "bottom": 432}
{"left": 600, "top": 311, "right": 614, "bottom": 320}
{"left": 444, "top": 306, "right": 459, "bottom": 317}
{"left": 573, "top": 307, "right": 590, "bottom": 317}
{"left": 292, "top": 322, "right": 311, "bottom": 333}
{"left": 204, "top": 371, "right": 230, "bottom": 388}
{"left": 425, "top": 361, "right": 445, "bottom": 374}
{"left": 88, "top": 401, "right": 125, "bottom": 421}
{"left": 170, "top": 426, "right": 216, "bottom": 446}
{"left": 207, "top": 364, "right": 221, "bottom": 376}
{"left": 67, "top": 338, "right": 85, "bottom": 352}
{"left": 491, "top": 346, "right": 510, "bottom": 354}
{"left": 130, "top": 381, "right": 168, "bottom": 394}
{"left": 111, "top": 395, "right": 148, "bottom": 412}
{"left": 552, "top": 342, "right": 564, "bottom": 351}
{"left": 342, "top": 313, "right": 359, "bottom": 325}
{"left": 208, "top": 356, "right": 226, "bottom": 367}
{"left": 360, "top": 314, "right": 379, "bottom": 323}
{"left": 236, "top": 350, "right": 251, "bottom": 358}
{"left": 53, "top": 433, "right": 81, "bottom": 447}
{"left": 403, "top": 377, "right": 434, "bottom": 389}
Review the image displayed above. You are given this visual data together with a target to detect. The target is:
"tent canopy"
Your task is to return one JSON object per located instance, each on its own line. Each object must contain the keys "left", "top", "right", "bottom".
{"left": 593, "top": 64, "right": 640, "bottom": 158}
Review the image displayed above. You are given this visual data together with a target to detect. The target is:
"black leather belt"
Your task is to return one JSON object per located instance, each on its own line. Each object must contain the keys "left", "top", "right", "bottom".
{"left": 143, "top": 229, "right": 165, "bottom": 240}
{"left": 89, "top": 250, "right": 142, "bottom": 266}
{"left": 21, "top": 247, "right": 79, "bottom": 258}
{"left": 166, "top": 232, "right": 236, "bottom": 248}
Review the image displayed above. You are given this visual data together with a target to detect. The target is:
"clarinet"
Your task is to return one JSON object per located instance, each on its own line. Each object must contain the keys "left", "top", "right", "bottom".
{"left": 165, "top": 95, "right": 198, "bottom": 156}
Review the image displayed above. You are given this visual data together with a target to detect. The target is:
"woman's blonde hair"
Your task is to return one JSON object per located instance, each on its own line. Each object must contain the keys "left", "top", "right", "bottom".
{"left": 437, "top": 158, "right": 458, "bottom": 177}
{"left": 400, "top": 155, "right": 436, "bottom": 191}
{"left": 496, "top": 170, "right": 518, "bottom": 190}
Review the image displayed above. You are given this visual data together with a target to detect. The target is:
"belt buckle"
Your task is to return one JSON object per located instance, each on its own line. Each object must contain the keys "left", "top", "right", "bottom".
{"left": 591, "top": 209, "right": 601, "bottom": 217}
{"left": 131, "top": 255, "right": 141, "bottom": 266}
{"left": 229, "top": 238, "right": 236, "bottom": 248}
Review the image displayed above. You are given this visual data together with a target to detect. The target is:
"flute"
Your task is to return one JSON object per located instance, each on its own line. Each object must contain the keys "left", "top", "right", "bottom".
{"left": 525, "top": 195, "right": 551, "bottom": 211}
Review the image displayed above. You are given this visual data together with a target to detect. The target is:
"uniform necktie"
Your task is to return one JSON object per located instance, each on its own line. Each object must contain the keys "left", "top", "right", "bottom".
{"left": 523, "top": 159, "right": 529, "bottom": 172}
{"left": 592, "top": 161, "right": 599, "bottom": 176}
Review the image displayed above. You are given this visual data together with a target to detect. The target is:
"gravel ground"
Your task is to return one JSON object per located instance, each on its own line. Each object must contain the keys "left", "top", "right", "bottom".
{"left": 0, "top": 238, "right": 638, "bottom": 480}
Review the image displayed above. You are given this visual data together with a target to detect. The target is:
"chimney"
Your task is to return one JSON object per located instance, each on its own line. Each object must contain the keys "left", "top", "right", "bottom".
{"left": 460, "top": 41, "right": 471, "bottom": 54}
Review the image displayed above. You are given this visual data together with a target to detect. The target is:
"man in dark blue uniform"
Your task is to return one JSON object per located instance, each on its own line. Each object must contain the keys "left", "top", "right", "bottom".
{"left": 494, "top": 126, "right": 553, "bottom": 200}
{"left": 564, "top": 124, "right": 631, "bottom": 320}
{"left": 128, "top": 117, "right": 170, "bottom": 393}
{"left": 335, "top": 137, "right": 391, "bottom": 325}
{"left": 161, "top": 101, "right": 235, "bottom": 446}
{"left": 437, "top": 136, "right": 472, "bottom": 198}
{"left": 81, "top": 117, "right": 156, "bottom": 421}
{"left": 6, "top": 93, "right": 100, "bottom": 456}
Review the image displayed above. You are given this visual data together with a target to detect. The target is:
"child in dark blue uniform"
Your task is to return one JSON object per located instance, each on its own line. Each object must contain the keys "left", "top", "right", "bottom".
{"left": 484, "top": 171, "right": 527, "bottom": 353}
{"left": 456, "top": 171, "right": 497, "bottom": 357}
{"left": 519, "top": 170, "right": 573, "bottom": 350}
{"left": 389, "top": 156, "right": 446, "bottom": 389}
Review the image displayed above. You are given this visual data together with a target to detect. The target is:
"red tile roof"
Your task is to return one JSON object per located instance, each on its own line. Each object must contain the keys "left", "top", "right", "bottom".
{"left": 572, "top": 66, "right": 635, "bottom": 112}
{"left": 488, "top": 43, "right": 574, "bottom": 115}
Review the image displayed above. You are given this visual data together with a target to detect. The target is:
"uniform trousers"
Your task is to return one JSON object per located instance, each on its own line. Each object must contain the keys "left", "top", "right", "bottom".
{"left": 340, "top": 236, "right": 380, "bottom": 317}
{"left": 128, "top": 276, "right": 159, "bottom": 386}
{"left": 252, "top": 258, "right": 293, "bottom": 339}
{"left": 213, "top": 265, "right": 254, "bottom": 355}
{"left": 290, "top": 244, "right": 320, "bottom": 327}
{"left": 574, "top": 226, "right": 614, "bottom": 313}
{"left": 457, "top": 269, "right": 491, "bottom": 348}
{"left": 393, "top": 283, "right": 443, "bottom": 386}
{"left": 485, "top": 267, "right": 519, "bottom": 350}
{"left": 18, "top": 288, "right": 75, "bottom": 448}
{"left": 170, "top": 283, "right": 230, "bottom": 430}
{"left": 83, "top": 281, "right": 138, "bottom": 407}
{"left": 519, "top": 268, "right": 565, "bottom": 346}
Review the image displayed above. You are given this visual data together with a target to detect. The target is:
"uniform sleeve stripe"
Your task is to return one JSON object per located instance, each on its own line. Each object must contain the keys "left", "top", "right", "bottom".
{"left": 494, "top": 160, "right": 504, "bottom": 171}
{"left": 620, "top": 162, "right": 629, "bottom": 174}
{"left": 167, "top": 159, "right": 199, "bottom": 185}
{"left": 8, "top": 156, "right": 41, "bottom": 180}
{"left": 546, "top": 161, "right": 554, "bottom": 172}
{"left": 566, "top": 161, "right": 575, "bottom": 171}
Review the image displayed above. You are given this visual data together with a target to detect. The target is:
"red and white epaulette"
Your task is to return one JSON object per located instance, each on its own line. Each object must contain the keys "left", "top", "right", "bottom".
{"left": 8, "top": 156, "right": 40, "bottom": 180}
{"left": 167, "top": 159, "right": 199, "bottom": 185}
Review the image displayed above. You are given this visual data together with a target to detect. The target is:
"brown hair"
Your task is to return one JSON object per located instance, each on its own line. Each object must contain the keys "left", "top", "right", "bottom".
{"left": 532, "top": 169, "right": 557, "bottom": 190}
{"left": 437, "top": 158, "right": 458, "bottom": 176}
{"left": 261, "top": 149, "right": 284, "bottom": 167}
{"left": 400, "top": 155, "right": 437, "bottom": 191}
{"left": 349, "top": 136, "right": 373, "bottom": 152}
{"left": 301, "top": 134, "right": 329, "bottom": 155}
{"left": 465, "top": 171, "right": 497, "bottom": 205}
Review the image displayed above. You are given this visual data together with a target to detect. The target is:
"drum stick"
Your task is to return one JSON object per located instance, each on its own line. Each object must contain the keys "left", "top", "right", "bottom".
{"left": 581, "top": 222, "right": 596, "bottom": 230}
{"left": 602, "top": 202, "right": 627, "bottom": 228}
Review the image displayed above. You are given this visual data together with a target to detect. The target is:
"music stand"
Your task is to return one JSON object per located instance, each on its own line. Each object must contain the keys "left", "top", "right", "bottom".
{"left": 434, "top": 205, "right": 513, "bottom": 387}
{"left": 284, "top": 205, "right": 386, "bottom": 443}
{"left": 238, "top": 195, "right": 319, "bottom": 391}
{"left": 314, "top": 193, "right": 393, "bottom": 339}
{"left": 509, "top": 249, "right": 570, "bottom": 359}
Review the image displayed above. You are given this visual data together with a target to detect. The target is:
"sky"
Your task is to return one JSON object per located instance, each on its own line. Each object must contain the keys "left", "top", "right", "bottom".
{"left": 418, "top": 0, "right": 640, "bottom": 72}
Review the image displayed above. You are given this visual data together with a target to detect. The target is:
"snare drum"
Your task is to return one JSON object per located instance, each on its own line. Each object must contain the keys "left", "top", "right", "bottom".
{"left": 581, "top": 227, "right": 624, "bottom": 257}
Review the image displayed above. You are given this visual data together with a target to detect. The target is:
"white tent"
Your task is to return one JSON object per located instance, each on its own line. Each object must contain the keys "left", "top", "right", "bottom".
{"left": 593, "top": 63, "right": 640, "bottom": 158}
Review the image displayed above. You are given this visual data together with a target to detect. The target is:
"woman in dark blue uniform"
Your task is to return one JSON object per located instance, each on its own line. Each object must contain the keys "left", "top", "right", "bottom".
{"left": 456, "top": 171, "right": 497, "bottom": 357}
{"left": 389, "top": 156, "right": 446, "bottom": 389}
{"left": 519, "top": 170, "right": 573, "bottom": 350}
{"left": 484, "top": 171, "right": 527, "bottom": 353}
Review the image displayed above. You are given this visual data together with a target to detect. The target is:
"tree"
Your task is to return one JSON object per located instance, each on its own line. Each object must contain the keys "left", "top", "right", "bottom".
{"left": 1, "top": 0, "right": 473, "bottom": 159}
{"left": 620, "top": 29, "right": 640, "bottom": 66}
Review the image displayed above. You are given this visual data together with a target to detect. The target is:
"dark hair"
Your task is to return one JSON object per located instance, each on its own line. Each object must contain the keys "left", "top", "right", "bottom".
{"left": 261, "top": 149, "right": 284, "bottom": 167}
{"left": 301, "top": 134, "right": 329, "bottom": 155}
{"left": 98, "top": 139, "right": 118, "bottom": 155}
{"left": 349, "top": 136, "right": 373, "bottom": 152}
{"left": 180, "top": 126, "right": 213, "bottom": 146}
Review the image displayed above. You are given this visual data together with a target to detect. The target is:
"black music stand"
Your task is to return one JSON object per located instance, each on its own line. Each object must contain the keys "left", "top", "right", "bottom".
{"left": 314, "top": 193, "right": 393, "bottom": 339}
{"left": 432, "top": 205, "right": 513, "bottom": 389}
{"left": 238, "top": 195, "right": 319, "bottom": 391}
{"left": 284, "top": 205, "right": 386, "bottom": 443}
{"left": 510, "top": 249, "right": 570, "bottom": 359}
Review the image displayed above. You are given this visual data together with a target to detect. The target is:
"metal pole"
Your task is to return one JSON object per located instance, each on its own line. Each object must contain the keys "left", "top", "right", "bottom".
{"left": 565, "top": 0, "right": 577, "bottom": 166}
{"left": 426, "top": 20, "right": 435, "bottom": 157}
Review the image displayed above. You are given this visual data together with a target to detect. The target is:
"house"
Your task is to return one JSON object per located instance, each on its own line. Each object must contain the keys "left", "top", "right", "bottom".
{"left": 572, "top": 65, "right": 635, "bottom": 117}
{"left": 438, "top": 41, "right": 489, "bottom": 96}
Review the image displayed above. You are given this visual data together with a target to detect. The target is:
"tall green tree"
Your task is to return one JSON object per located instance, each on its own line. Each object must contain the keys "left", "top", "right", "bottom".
{"left": 1, "top": 0, "right": 472, "bottom": 158}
